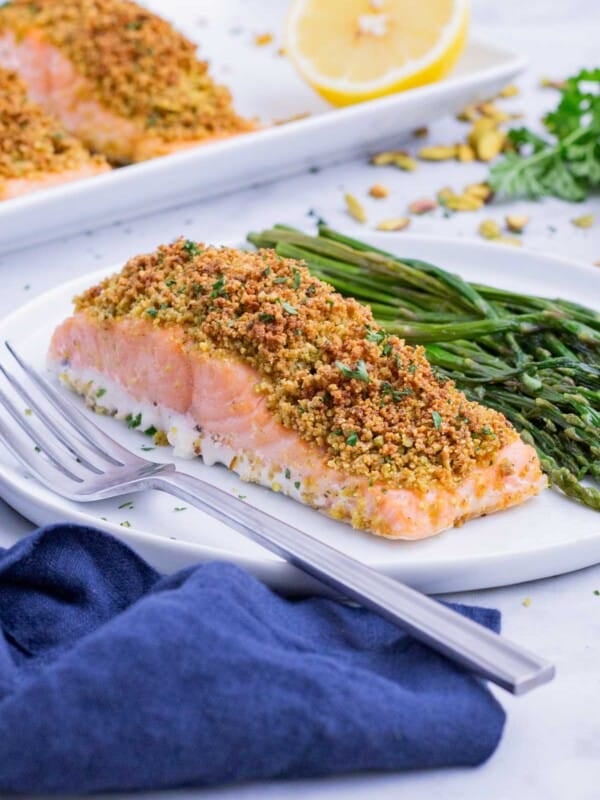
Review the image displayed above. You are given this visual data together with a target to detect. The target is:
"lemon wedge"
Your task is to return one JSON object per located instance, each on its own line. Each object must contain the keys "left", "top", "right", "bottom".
{"left": 285, "top": 0, "right": 470, "bottom": 106}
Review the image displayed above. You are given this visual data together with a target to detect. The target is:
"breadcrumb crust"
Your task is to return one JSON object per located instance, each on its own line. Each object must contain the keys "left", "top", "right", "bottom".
{"left": 74, "top": 239, "right": 516, "bottom": 491}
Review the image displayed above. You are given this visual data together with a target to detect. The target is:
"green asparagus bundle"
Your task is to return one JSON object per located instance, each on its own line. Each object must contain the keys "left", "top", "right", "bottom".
{"left": 248, "top": 224, "right": 600, "bottom": 511}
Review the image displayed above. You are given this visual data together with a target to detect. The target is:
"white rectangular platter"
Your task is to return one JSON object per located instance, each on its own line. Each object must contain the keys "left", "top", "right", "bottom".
{"left": 0, "top": 0, "right": 525, "bottom": 253}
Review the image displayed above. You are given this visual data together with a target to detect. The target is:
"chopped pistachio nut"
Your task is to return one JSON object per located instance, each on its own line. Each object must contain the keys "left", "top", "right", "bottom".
{"left": 418, "top": 145, "right": 457, "bottom": 161}
{"left": 345, "top": 193, "right": 367, "bottom": 223}
{"left": 408, "top": 197, "right": 436, "bottom": 215}
{"left": 498, "top": 84, "right": 519, "bottom": 98}
{"left": 455, "top": 143, "right": 475, "bottom": 162}
{"left": 571, "top": 214, "right": 595, "bottom": 229}
{"left": 444, "top": 194, "right": 483, "bottom": 212}
{"left": 479, "top": 219, "right": 502, "bottom": 240}
{"left": 456, "top": 104, "right": 478, "bottom": 122}
{"left": 376, "top": 217, "right": 410, "bottom": 232}
{"left": 369, "top": 183, "right": 389, "bottom": 199}
{"left": 465, "top": 183, "right": 493, "bottom": 202}
{"left": 473, "top": 129, "right": 505, "bottom": 162}
{"left": 540, "top": 76, "right": 566, "bottom": 90}
{"left": 371, "top": 151, "right": 417, "bottom": 171}
{"left": 505, "top": 214, "right": 529, "bottom": 233}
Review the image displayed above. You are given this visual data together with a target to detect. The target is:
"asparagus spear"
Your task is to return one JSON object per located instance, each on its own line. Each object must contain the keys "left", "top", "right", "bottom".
{"left": 248, "top": 225, "right": 600, "bottom": 511}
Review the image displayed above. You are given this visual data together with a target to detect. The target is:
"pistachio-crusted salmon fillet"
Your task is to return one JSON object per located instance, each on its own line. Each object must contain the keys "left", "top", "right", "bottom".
{"left": 0, "top": 0, "right": 255, "bottom": 164}
{"left": 0, "top": 68, "right": 109, "bottom": 200}
{"left": 48, "top": 240, "right": 546, "bottom": 539}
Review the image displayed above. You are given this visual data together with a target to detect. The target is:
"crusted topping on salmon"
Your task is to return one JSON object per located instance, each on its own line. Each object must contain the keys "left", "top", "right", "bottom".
{"left": 0, "top": 0, "right": 253, "bottom": 142}
{"left": 0, "top": 67, "right": 107, "bottom": 181}
{"left": 74, "top": 240, "right": 517, "bottom": 492}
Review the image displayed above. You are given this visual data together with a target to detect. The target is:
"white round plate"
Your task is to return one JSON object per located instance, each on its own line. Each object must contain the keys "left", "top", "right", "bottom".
{"left": 0, "top": 235, "right": 599, "bottom": 594}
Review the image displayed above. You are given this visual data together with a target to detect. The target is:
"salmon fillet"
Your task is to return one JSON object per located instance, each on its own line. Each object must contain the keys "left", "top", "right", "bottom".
{"left": 0, "top": 0, "right": 255, "bottom": 165}
{"left": 48, "top": 240, "right": 546, "bottom": 540}
{"left": 0, "top": 67, "right": 109, "bottom": 200}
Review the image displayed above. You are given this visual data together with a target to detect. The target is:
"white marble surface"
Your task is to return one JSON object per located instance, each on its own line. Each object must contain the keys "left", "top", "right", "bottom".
{"left": 2, "top": 1, "right": 600, "bottom": 798}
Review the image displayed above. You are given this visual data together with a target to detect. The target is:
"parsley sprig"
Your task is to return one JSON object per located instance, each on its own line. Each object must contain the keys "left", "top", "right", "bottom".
{"left": 489, "top": 68, "right": 600, "bottom": 201}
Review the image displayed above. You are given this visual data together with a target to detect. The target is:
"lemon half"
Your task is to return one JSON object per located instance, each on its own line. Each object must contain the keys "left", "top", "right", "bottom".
{"left": 285, "top": 0, "right": 470, "bottom": 106}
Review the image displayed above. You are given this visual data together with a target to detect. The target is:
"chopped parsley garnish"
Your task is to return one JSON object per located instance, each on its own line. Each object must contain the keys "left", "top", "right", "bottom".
{"left": 294, "top": 481, "right": 301, "bottom": 490}
{"left": 95, "top": 388, "right": 107, "bottom": 398}
{"left": 281, "top": 301, "right": 298, "bottom": 315}
{"left": 366, "top": 327, "right": 385, "bottom": 344}
{"left": 165, "top": 279, "right": 177, "bottom": 288}
{"left": 305, "top": 284, "right": 317, "bottom": 297}
{"left": 211, "top": 275, "right": 227, "bottom": 298}
{"left": 380, "top": 381, "right": 413, "bottom": 402}
{"left": 382, "top": 342, "right": 393, "bottom": 357}
{"left": 183, "top": 240, "right": 202, "bottom": 257}
{"left": 120, "top": 521, "right": 132, "bottom": 528}
{"left": 141, "top": 445, "right": 155, "bottom": 452}
{"left": 146, "top": 307, "right": 158, "bottom": 318}
{"left": 293, "top": 269, "right": 301, "bottom": 290}
{"left": 481, "top": 425, "right": 496, "bottom": 437}
{"left": 118, "top": 500, "right": 134, "bottom": 510}
{"left": 258, "top": 312, "right": 276, "bottom": 323}
{"left": 285, "top": 468, "right": 291, "bottom": 480}
{"left": 346, "top": 431, "right": 359, "bottom": 446}
{"left": 144, "top": 425, "right": 157, "bottom": 437}
{"left": 407, "top": 362, "right": 417, "bottom": 373}
{"left": 174, "top": 507, "right": 187, "bottom": 512}
{"left": 336, "top": 359, "right": 370, "bottom": 383}
{"left": 432, "top": 411, "right": 443, "bottom": 430}
{"left": 126, "top": 413, "right": 142, "bottom": 429}
{"left": 273, "top": 276, "right": 288, "bottom": 284}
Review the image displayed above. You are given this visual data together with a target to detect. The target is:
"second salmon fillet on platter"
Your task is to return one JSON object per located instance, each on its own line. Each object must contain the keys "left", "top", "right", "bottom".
{"left": 49, "top": 241, "right": 546, "bottom": 540}
{"left": 0, "top": 0, "right": 255, "bottom": 165}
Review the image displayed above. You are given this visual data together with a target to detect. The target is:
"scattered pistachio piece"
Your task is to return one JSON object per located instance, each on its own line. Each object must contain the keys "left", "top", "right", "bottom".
{"left": 467, "top": 117, "right": 498, "bottom": 149}
{"left": 505, "top": 214, "right": 529, "bottom": 233}
{"left": 371, "top": 150, "right": 417, "bottom": 171}
{"left": 474, "top": 129, "right": 505, "bottom": 162}
{"left": 571, "top": 214, "right": 595, "bottom": 229}
{"left": 456, "top": 143, "right": 475, "bottom": 162}
{"left": 479, "top": 219, "right": 502, "bottom": 240}
{"left": 456, "top": 104, "right": 478, "bottom": 122}
{"left": 444, "top": 194, "right": 483, "bottom": 212}
{"left": 540, "top": 76, "right": 566, "bottom": 90}
{"left": 408, "top": 197, "right": 437, "bottom": 215}
{"left": 436, "top": 186, "right": 454, "bottom": 206}
{"left": 418, "top": 145, "right": 457, "bottom": 161}
{"left": 345, "top": 193, "right": 367, "bottom": 223}
{"left": 254, "top": 32, "right": 273, "bottom": 46}
{"left": 376, "top": 217, "right": 411, "bottom": 232}
{"left": 498, "top": 84, "right": 519, "bottom": 98}
{"left": 465, "top": 182, "right": 493, "bottom": 202}
{"left": 522, "top": 597, "right": 532, "bottom": 607}
{"left": 369, "top": 183, "right": 389, "bottom": 199}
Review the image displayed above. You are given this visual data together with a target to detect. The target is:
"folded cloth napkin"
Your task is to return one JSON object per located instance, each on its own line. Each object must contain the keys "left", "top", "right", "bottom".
{"left": 0, "top": 524, "right": 505, "bottom": 794}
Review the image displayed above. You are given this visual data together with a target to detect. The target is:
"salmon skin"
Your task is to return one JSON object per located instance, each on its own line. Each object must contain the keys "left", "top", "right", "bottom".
{"left": 0, "top": 67, "right": 109, "bottom": 201}
{"left": 0, "top": 0, "right": 255, "bottom": 165}
{"left": 49, "top": 240, "right": 546, "bottom": 540}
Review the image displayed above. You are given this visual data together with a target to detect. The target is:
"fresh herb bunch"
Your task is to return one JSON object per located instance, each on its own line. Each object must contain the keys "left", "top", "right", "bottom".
{"left": 249, "top": 224, "right": 600, "bottom": 511}
{"left": 489, "top": 68, "right": 600, "bottom": 201}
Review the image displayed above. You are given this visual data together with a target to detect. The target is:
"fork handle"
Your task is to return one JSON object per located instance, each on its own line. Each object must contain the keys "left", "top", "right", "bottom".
{"left": 153, "top": 471, "right": 554, "bottom": 695}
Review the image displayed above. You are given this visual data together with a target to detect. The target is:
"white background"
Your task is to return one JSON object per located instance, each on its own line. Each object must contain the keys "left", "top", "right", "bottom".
{"left": 1, "top": 1, "right": 600, "bottom": 798}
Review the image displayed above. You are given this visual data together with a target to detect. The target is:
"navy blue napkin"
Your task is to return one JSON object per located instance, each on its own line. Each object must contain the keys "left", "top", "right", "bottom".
{"left": 0, "top": 524, "right": 505, "bottom": 793}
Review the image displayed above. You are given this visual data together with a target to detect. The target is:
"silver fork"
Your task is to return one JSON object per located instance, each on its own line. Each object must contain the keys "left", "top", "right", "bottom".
{"left": 0, "top": 341, "right": 555, "bottom": 694}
